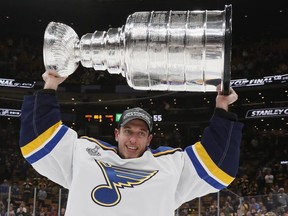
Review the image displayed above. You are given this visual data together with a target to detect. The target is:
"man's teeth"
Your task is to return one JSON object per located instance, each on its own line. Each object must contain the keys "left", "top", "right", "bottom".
{"left": 127, "top": 146, "right": 137, "bottom": 150}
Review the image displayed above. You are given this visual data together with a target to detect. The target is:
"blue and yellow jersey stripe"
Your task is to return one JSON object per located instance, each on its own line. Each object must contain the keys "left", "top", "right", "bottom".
{"left": 185, "top": 142, "right": 234, "bottom": 190}
{"left": 21, "top": 121, "right": 68, "bottom": 164}
{"left": 150, "top": 146, "right": 182, "bottom": 157}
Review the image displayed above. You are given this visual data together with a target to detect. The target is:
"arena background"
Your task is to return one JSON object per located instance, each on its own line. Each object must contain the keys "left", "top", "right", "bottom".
{"left": 0, "top": 0, "right": 288, "bottom": 144}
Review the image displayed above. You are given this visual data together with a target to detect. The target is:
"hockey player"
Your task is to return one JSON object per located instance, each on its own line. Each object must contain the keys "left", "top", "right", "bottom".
{"left": 19, "top": 70, "right": 243, "bottom": 216}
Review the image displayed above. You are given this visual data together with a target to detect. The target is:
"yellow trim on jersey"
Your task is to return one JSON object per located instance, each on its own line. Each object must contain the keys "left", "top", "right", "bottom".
{"left": 21, "top": 121, "right": 62, "bottom": 156}
{"left": 194, "top": 142, "right": 234, "bottom": 185}
{"left": 153, "top": 148, "right": 182, "bottom": 157}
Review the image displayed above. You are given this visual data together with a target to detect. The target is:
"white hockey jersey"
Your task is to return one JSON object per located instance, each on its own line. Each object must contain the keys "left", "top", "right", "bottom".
{"left": 19, "top": 90, "right": 243, "bottom": 216}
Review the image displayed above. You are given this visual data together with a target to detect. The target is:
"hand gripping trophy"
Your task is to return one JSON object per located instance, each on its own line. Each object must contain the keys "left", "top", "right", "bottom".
{"left": 43, "top": 5, "right": 232, "bottom": 94}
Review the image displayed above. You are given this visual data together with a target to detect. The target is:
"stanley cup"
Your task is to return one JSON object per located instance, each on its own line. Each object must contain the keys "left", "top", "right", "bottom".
{"left": 43, "top": 5, "right": 232, "bottom": 94}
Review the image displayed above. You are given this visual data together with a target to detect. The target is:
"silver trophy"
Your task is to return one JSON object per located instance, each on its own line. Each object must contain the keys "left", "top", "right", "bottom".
{"left": 43, "top": 5, "right": 232, "bottom": 94}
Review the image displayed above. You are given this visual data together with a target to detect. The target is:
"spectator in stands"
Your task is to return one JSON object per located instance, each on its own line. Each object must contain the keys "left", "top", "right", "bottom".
{"left": 249, "top": 197, "right": 260, "bottom": 212}
{"left": 222, "top": 200, "right": 234, "bottom": 216}
{"left": 263, "top": 192, "right": 277, "bottom": 212}
{"left": 264, "top": 168, "right": 274, "bottom": 193}
{"left": 276, "top": 188, "right": 288, "bottom": 214}
{"left": 47, "top": 205, "right": 57, "bottom": 216}
{"left": 0, "top": 180, "right": 10, "bottom": 198}
{"left": 0, "top": 199, "right": 6, "bottom": 216}
{"left": 59, "top": 208, "right": 65, "bottom": 216}
{"left": 274, "top": 164, "right": 287, "bottom": 188}
{"left": 236, "top": 175, "right": 250, "bottom": 196}
{"left": 178, "top": 203, "right": 191, "bottom": 216}
{"left": 24, "top": 205, "right": 33, "bottom": 216}
{"left": 5, "top": 203, "right": 16, "bottom": 216}
{"left": 205, "top": 205, "right": 217, "bottom": 216}
{"left": 16, "top": 202, "right": 27, "bottom": 215}
{"left": 37, "top": 185, "right": 47, "bottom": 209}
{"left": 38, "top": 207, "right": 47, "bottom": 216}
{"left": 16, "top": 206, "right": 27, "bottom": 216}
{"left": 255, "top": 168, "right": 265, "bottom": 194}
{"left": 237, "top": 198, "right": 249, "bottom": 216}
{"left": 11, "top": 183, "right": 20, "bottom": 200}
{"left": 22, "top": 179, "right": 32, "bottom": 204}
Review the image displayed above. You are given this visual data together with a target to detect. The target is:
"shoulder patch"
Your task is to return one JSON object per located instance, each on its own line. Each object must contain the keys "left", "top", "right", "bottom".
{"left": 80, "top": 136, "right": 118, "bottom": 153}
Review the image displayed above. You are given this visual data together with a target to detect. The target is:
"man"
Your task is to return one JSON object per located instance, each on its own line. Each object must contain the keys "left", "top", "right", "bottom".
{"left": 19, "top": 70, "right": 243, "bottom": 216}
{"left": 277, "top": 188, "right": 288, "bottom": 213}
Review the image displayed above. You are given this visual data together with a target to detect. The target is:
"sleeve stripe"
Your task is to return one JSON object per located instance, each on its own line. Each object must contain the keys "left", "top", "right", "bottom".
{"left": 185, "top": 142, "right": 234, "bottom": 189}
{"left": 193, "top": 142, "right": 234, "bottom": 185}
{"left": 23, "top": 125, "right": 69, "bottom": 164}
{"left": 186, "top": 146, "right": 225, "bottom": 189}
{"left": 21, "top": 121, "right": 62, "bottom": 156}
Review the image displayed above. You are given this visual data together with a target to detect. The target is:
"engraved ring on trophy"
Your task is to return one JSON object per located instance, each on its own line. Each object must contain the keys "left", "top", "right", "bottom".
{"left": 43, "top": 5, "right": 232, "bottom": 94}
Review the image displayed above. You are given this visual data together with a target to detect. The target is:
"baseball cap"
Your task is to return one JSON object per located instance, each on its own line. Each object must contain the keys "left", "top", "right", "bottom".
{"left": 118, "top": 107, "right": 153, "bottom": 132}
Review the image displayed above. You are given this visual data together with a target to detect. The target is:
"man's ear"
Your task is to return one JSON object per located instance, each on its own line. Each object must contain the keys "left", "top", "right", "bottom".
{"left": 147, "top": 134, "right": 153, "bottom": 146}
{"left": 114, "top": 128, "right": 120, "bottom": 141}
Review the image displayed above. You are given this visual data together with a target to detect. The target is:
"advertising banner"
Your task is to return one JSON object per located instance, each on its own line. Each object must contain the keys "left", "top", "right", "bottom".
{"left": 230, "top": 74, "right": 288, "bottom": 88}
{"left": 0, "top": 78, "right": 35, "bottom": 88}
{"left": 0, "top": 108, "right": 21, "bottom": 117}
{"left": 246, "top": 107, "right": 288, "bottom": 118}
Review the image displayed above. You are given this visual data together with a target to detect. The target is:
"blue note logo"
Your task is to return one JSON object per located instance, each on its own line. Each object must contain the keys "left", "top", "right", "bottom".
{"left": 91, "top": 160, "right": 158, "bottom": 207}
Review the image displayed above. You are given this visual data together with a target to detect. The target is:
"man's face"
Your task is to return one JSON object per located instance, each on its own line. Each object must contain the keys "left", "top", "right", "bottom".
{"left": 115, "top": 119, "right": 153, "bottom": 159}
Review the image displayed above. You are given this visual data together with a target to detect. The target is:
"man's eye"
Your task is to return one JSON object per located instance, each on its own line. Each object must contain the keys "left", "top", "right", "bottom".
{"left": 138, "top": 132, "right": 146, "bottom": 137}
{"left": 124, "top": 130, "right": 131, "bottom": 135}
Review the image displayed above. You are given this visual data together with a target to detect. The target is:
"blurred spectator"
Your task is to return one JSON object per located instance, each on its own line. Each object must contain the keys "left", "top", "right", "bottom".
{"left": 38, "top": 207, "right": 47, "bottom": 216}
{"left": 59, "top": 208, "right": 65, "bottom": 216}
{"left": 0, "top": 180, "right": 10, "bottom": 198}
{"left": 222, "top": 201, "right": 234, "bottom": 216}
{"left": 274, "top": 164, "right": 287, "bottom": 188}
{"left": 47, "top": 205, "right": 57, "bottom": 216}
{"left": 264, "top": 168, "right": 274, "bottom": 193}
{"left": 11, "top": 183, "right": 20, "bottom": 200}
{"left": 178, "top": 203, "right": 191, "bottom": 216}
{"left": 5, "top": 203, "right": 16, "bottom": 216}
{"left": 237, "top": 198, "right": 250, "bottom": 216}
{"left": 22, "top": 179, "right": 32, "bottom": 204}
{"left": 16, "top": 202, "right": 27, "bottom": 216}
{"left": 263, "top": 192, "right": 277, "bottom": 212}
{"left": 204, "top": 204, "right": 217, "bottom": 216}
{"left": 0, "top": 199, "right": 6, "bottom": 215}
{"left": 276, "top": 188, "right": 288, "bottom": 214}
{"left": 37, "top": 185, "right": 47, "bottom": 209}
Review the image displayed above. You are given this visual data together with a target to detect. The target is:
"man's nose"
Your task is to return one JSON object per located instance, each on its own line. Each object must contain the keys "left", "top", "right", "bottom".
{"left": 129, "top": 134, "right": 137, "bottom": 143}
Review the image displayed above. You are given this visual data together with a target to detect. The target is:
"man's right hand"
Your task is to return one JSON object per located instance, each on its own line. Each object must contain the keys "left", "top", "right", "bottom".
{"left": 42, "top": 70, "right": 68, "bottom": 90}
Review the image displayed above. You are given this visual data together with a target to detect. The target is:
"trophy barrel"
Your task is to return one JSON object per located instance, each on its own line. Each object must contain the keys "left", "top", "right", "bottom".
{"left": 123, "top": 5, "right": 232, "bottom": 93}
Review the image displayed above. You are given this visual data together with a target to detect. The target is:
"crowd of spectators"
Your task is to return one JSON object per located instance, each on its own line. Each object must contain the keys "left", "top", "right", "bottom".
{"left": 231, "top": 39, "right": 288, "bottom": 79}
